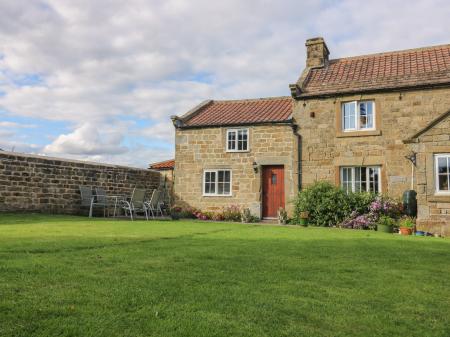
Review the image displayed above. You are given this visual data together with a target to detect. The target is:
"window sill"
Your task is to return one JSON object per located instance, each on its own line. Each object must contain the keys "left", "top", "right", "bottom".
{"left": 226, "top": 150, "right": 250, "bottom": 153}
{"left": 202, "top": 194, "right": 233, "bottom": 198}
{"left": 336, "top": 130, "right": 381, "bottom": 138}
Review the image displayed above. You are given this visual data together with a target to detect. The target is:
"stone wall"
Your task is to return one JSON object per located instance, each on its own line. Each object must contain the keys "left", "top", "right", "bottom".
{"left": 0, "top": 151, "right": 160, "bottom": 214}
{"left": 174, "top": 124, "right": 298, "bottom": 216}
{"left": 411, "top": 114, "right": 450, "bottom": 235}
{"left": 294, "top": 87, "right": 450, "bottom": 230}
{"left": 294, "top": 88, "right": 450, "bottom": 195}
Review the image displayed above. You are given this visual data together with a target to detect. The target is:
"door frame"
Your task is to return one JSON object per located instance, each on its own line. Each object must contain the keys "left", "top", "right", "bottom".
{"left": 261, "top": 165, "right": 285, "bottom": 219}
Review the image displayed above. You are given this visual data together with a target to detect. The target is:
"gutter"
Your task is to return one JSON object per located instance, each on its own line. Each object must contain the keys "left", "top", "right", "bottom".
{"left": 175, "top": 119, "right": 294, "bottom": 130}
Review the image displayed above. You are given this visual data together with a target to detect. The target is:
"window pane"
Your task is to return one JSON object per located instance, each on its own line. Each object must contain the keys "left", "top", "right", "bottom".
{"left": 368, "top": 167, "right": 380, "bottom": 193}
{"left": 237, "top": 130, "right": 248, "bottom": 151}
{"left": 359, "top": 102, "right": 374, "bottom": 129}
{"left": 436, "top": 156, "right": 450, "bottom": 192}
{"left": 224, "top": 170, "right": 230, "bottom": 183}
{"left": 216, "top": 170, "right": 231, "bottom": 195}
{"left": 354, "top": 167, "right": 361, "bottom": 192}
{"left": 224, "top": 182, "right": 231, "bottom": 194}
{"left": 228, "top": 131, "right": 236, "bottom": 150}
{"left": 204, "top": 172, "right": 216, "bottom": 194}
{"left": 366, "top": 102, "right": 374, "bottom": 128}
{"left": 438, "top": 157, "right": 448, "bottom": 174}
{"left": 223, "top": 171, "right": 230, "bottom": 194}
{"left": 343, "top": 181, "right": 352, "bottom": 194}
{"left": 341, "top": 167, "right": 353, "bottom": 193}
{"left": 238, "top": 141, "right": 243, "bottom": 151}
{"left": 359, "top": 102, "right": 367, "bottom": 129}
{"left": 343, "top": 102, "right": 356, "bottom": 130}
{"left": 438, "top": 174, "right": 449, "bottom": 191}
{"left": 242, "top": 130, "right": 248, "bottom": 150}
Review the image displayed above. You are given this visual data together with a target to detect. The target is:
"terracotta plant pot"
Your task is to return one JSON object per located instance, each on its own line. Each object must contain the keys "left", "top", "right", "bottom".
{"left": 399, "top": 227, "right": 412, "bottom": 235}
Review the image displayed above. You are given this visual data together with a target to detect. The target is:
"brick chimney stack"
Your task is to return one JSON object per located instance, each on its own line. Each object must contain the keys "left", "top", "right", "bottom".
{"left": 305, "top": 37, "right": 329, "bottom": 68}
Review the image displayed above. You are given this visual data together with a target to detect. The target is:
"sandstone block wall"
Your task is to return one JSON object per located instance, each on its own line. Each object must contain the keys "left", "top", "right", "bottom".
{"left": 0, "top": 151, "right": 160, "bottom": 214}
{"left": 411, "top": 114, "right": 450, "bottom": 235}
{"left": 294, "top": 87, "right": 450, "bottom": 230}
{"left": 174, "top": 124, "right": 298, "bottom": 216}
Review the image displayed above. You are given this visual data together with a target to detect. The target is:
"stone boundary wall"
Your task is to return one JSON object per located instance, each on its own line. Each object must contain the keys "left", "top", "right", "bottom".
{"left": 0, "top": 151, "right": 160, "bottom": 214}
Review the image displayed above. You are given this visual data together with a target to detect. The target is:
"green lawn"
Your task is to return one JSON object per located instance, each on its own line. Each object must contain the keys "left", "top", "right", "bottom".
{"left": 0, "top": 214, "right": 449, "bottom": 337}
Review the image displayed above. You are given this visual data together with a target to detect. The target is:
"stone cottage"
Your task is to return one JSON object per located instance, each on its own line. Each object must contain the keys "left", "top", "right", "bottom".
{"left": 171, "top": 38, "right": 450, "bottom": 233}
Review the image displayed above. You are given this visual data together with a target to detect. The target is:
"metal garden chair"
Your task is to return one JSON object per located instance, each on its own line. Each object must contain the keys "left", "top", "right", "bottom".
{"left": 95, "top": 187, "right": 122, "bottom": 217}
{"left": 120, "top": 187, "right": 148, "bottom": 221}
{"left": 145, "top": 189, "right": 163, "bottom": 218}
{"left": 79, "top": 185, "right": 106, "bottom": 217}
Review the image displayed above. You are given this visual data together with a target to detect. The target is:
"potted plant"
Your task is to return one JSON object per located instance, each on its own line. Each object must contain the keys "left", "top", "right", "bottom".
{"left": 398, "top": 216, "right": 415, "bottom": 235}
{"left": 299, "top": 211, "right": 309, "bottom": 227}
{"left": 377, "top": 215, "right": 394, "bottom": 233}
{"left": 277, "top": 207, "right": 288, "bottom": 225}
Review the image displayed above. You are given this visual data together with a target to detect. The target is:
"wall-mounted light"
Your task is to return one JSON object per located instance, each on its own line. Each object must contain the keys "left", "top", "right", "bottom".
{"left": 253, "top": 161, "right": 258, "bottom": 173}
{"left": 405, "top": 152, "right": 417, "bottom": 166}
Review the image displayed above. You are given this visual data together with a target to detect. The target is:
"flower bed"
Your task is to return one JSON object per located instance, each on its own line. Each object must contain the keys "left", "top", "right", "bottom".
{"left": 170, "top": 205, "right": 258, "bottom": 223}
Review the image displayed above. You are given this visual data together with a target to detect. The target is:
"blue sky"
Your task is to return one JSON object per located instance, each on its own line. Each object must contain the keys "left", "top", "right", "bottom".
{"left": 1, "top": 0, "right": 450, "bottom": 167}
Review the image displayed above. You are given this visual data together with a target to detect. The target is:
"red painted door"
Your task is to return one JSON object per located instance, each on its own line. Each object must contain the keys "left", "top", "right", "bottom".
{"left": 262, "top": 165, "right": 285, "bottom": 218}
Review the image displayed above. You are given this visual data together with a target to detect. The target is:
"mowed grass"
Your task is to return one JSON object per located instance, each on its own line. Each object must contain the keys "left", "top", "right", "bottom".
{"left": 0, "top": 214, "right": 449, "bottom": 337}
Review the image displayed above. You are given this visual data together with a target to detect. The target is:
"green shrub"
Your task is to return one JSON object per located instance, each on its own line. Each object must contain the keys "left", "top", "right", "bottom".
{"left": 292, "top": 182, "right": 376, "bottom": 227}
{"left": 347, "top": 192, "right": 377, "bottom": 215}
{"left": 293, "top": 182, "right": 347, "bottom": 226}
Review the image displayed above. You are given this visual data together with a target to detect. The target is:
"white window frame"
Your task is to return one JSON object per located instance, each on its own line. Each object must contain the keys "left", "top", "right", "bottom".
{"left": 203, "top": 169, "right": 232, "bottom": 197}
{"left": 226, "top": 128, "right": 249, "bottom": 152}
{"left": 342, "top": 100, "right": 376, "bottom": 132}
{"left": 434, "top": 154, "right": 450, "bottom": 195}
{"left": 340, "top": 166, "right": 382, "bottom": 193}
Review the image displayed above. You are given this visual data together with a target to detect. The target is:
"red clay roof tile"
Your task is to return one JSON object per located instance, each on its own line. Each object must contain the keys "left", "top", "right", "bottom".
{"left": 182, "top": 97, "right": 293, "bottom": 127}
{"left": 149, "top": 159, "right": 175, "bottom": 170}
{"left": 300, "top": 44, "right": 450, "bottom": 97}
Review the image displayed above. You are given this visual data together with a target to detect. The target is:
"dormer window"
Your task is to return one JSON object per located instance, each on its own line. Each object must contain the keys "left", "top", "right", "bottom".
{"left": 226, "top": 129, "right": 249, "bottom": 152}
{"left": 342, "top": 101, "right": 375, "bottom": 131}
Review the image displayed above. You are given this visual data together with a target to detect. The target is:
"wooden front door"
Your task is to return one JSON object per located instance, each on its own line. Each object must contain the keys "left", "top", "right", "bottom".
{"left": 262, "top": 165, "right": 285, "bottom": 218}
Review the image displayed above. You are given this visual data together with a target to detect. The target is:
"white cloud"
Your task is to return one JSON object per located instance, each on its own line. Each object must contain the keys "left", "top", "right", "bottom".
{"left": 140, "top": 121, "right": 175, "bottom": 143}
{"left": 43, "top": 122, "right": 128, "bottom": 156}
{"left": 0, "top": 121, "right": 36, "bottom": 128}
{"left": 0, "top": 0, "right": 449, "bottom": 167}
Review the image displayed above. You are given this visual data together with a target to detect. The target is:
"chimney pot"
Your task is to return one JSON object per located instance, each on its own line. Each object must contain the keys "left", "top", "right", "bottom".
{"left": 305, "top": 37, "right": 329, "bottom": 68}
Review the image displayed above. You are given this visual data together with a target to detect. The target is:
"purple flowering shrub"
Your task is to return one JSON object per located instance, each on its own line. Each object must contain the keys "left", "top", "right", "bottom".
{"left": 340, "top": 211, "right": 378, "bottom": 230}
{"left": 369, "top": 196, "right": 403, "bottom": 218}
{"left": 340, "top": 196, "right": 403, "bottom": 230}
{"left": 191, "top": 205, "right": 244, "bottom": 222}
{"left": 221, "top": 205, "right": 242, "bottom": 222}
